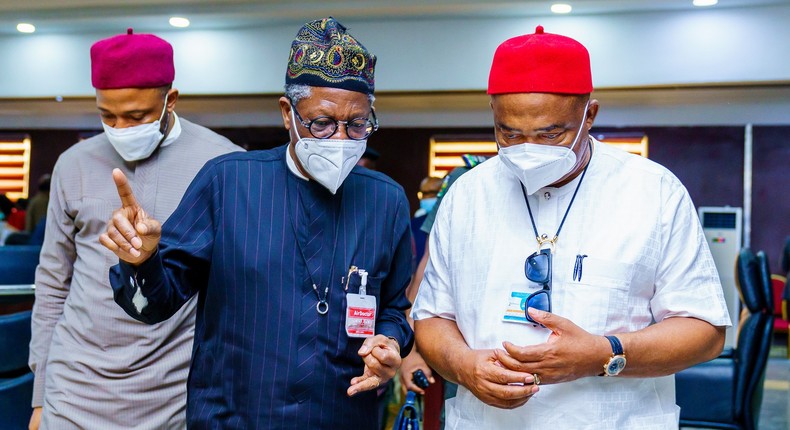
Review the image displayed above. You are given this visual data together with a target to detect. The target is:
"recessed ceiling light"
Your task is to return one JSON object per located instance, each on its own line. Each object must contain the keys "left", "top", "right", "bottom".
{"left": 169, "top": 17, "right": 190, "bottom": 28}
{"left": 17, "top": 23, "right": 36, "bottom": 33}
{"left": 551, "top": 3, "right": 573, "bottom": 14}
{"left": 693, "top": 0, "right": 718, "bottom": 6}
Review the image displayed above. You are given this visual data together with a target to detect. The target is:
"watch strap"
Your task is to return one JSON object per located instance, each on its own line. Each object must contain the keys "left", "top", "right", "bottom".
{"left": 605, "top": 335, "right": 623, "bottom": 356}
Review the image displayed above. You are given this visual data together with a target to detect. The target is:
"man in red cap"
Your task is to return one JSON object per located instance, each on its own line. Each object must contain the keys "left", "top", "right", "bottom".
{"left": 28, "top": 29, "right": 242, "bottom": 429}
{"left": 412, "top": 26, "right": 730, "bottom": 428}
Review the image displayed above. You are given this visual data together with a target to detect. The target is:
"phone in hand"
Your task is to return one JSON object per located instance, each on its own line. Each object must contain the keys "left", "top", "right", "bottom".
{"left": 412, "top": 369, "right": 430, "bottom": 390}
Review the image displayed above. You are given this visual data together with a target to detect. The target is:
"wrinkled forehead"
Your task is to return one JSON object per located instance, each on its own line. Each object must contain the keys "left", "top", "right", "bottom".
{"left": 491, "top": 93, "right": 588, "bottom": 127}
{"left": 295, "top": 86, "right": 372, "bottom": 114}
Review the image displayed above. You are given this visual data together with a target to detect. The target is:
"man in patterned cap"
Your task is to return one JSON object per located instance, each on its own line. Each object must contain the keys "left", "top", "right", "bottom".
{"left": 28, "top": 29, "right": 242, "bottom": 429}
{"left": 412, "top": 26, "right": 730, "bottom": 428}
{"left": 102, "top": 17, "right": 413, "bottom": 428}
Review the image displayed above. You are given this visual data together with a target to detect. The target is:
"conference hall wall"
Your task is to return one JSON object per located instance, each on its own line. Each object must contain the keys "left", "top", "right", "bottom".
{"left": 13, "top": 125, "right": 788, "bottom": 272}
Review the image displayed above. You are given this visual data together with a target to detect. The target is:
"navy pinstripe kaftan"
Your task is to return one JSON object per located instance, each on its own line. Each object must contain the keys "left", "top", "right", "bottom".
{"left": 110, "top": 144, "right": 414, "bottom": 429}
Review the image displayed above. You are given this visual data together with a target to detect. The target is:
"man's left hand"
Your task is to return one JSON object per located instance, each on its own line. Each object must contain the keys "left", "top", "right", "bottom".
{"left": 347, "top": 335, "right": 401, "bottom": 396}
{"left": 494, "top": 308, "right": 610, "bottom": 385}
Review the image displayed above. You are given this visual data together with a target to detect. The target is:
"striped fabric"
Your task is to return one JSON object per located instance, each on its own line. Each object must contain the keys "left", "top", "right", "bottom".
{"left": 111, "top": 144, "right": 414, "bottom": 429}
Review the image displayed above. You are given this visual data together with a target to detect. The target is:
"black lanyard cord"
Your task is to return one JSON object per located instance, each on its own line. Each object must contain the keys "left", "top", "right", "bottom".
{"left": 521, "top": 141, "right": 591, "bottom": 250}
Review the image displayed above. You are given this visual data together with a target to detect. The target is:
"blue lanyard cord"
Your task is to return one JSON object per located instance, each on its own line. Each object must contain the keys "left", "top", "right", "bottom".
{"left": 521, "top": 141, "right": 591, "bottom": 249}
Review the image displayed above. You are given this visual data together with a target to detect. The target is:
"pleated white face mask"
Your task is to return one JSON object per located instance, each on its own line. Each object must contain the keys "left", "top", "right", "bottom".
{"left": 498, "top": 101, "right": 589, "bottom": 195}
{"left": 103, "top": 97, "right": 169, "bottom": 162}
{"left": 290, "top": 108, "right": 366, "bottom": 194}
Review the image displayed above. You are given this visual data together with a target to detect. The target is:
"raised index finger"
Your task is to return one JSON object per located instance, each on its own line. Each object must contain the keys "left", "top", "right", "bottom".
{"left": 112, "top": 168, "right": 138, "bottom": 208}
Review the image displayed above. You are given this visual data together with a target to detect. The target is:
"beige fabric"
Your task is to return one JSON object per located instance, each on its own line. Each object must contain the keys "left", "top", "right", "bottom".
{"left": 29, "top": 117, "right": 242, "bottom": 429}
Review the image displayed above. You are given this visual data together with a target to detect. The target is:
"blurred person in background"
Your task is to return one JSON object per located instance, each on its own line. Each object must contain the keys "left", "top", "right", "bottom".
{"left": 25, "top": 174, "right": 51, "bottom": 233}
{"left": 357, "top": 146, "right": 381, "bottom": 170}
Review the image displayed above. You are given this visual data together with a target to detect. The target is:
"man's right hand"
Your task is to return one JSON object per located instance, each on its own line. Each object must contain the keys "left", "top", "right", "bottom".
{"left": 99, "top": 168, "right": 161, "bottom": 265}
{"left": 399, "top": 349, "right": 435, "bottom": 395}
{"left": 457, "top": 348, "right": 539, "bottom": 409}
{"left": 29, "top": 407, "right": 41, "bottom": 430}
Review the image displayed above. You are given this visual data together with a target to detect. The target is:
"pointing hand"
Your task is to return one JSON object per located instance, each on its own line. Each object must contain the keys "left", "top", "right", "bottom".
{"left": 99, "top": 168, "right": 161, "bottom": 265}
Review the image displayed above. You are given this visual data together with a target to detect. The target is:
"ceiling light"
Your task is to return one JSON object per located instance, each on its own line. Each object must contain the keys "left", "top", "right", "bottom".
{"left": 169, "top": 17, "right": 190, "bottom": 28}
{"left": 16, "top": 23, "right": 36, "bottom": 33}
{"left": 693, "top": 0, "right": 718, "bottom": 6}
{"left": 551, "top": 3, "right": 573, "bottom": 14}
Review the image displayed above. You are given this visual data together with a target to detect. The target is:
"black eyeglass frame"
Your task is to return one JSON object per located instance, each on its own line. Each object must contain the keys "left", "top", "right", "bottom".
{"left": 290, "top": 100, "right": 379, "bottom": 141}
{"left": 524, "top": 248, "right": 552, "bottom": 324}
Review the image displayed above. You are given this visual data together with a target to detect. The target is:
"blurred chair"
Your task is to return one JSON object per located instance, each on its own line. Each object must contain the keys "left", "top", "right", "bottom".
{"left": 0, "top": 245, "right": 41, "bottom": 285}
{"left": 0, "top": 245, "right": 40, "bottom": 310}
{"left": 770, "top": 274, "right": 789, "bottom": 358}
{"left": 3, "top": 231, "right": 31, "bottom": 245}
{"left": 675, "top": 248, "right": 774, "bottom": 430}
{"left": 0, "top": 310, "right": 34, "bottom": 430}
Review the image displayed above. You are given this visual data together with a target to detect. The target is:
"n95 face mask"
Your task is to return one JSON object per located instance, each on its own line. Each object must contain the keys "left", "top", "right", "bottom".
{"left": 290, "top": 108, "right": 365, "bottom": 194}
{"left": 498, "top": 101, "right": 589, "bottom": 195}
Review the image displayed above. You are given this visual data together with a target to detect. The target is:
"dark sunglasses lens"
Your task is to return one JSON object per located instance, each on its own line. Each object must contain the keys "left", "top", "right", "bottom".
{"left": 525, "top": 290, "right": 550, "bottom": 322}
{"left": 525, "top": 253, "right": 550, "bottom": 282}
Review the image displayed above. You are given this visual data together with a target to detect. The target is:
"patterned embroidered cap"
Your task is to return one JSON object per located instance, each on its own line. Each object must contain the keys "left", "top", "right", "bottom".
{"left": 286, "top": 17, "right": 376, "bottom": 94}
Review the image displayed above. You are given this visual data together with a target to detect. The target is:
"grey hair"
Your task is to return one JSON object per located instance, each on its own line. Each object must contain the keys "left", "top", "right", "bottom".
{"left": 284, "top": 84, "right": 376, "bottom": 106}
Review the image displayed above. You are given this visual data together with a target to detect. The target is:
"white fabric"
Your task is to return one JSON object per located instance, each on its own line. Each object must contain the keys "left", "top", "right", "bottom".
{"left": 498, "top": 139, "right": 577, "bottom": 196}
{"left": 102, "top": 104, "right": 179, "bottom": 162}
{"left": 289, "top": 108, "right": 366, "bottom": 193}
{"left": 159, "top": 111, "right": 182, "bottom": 148}
{"left": 286, "top": 143, "right": 309, "bottom": 180}
{"left": 412, "top": 139, "right": 731, "bottom": 429}
{"left": 497, "top": 99, "right": 587, "bottom": 195}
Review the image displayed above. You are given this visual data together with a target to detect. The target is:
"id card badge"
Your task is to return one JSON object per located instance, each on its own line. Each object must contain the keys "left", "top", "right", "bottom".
{"left": 345, "top": 293, "right": 376, "bottom": 338}
{"left": 503, "top": 291, "right": 531, "bottom": 324}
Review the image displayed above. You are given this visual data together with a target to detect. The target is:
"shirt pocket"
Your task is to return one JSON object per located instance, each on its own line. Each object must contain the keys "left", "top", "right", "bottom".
{"left": 556, "top": 257, "right": 633, "bottom": 334}
{"left": 334, "top": 274, "right": 384, "bottom": 362}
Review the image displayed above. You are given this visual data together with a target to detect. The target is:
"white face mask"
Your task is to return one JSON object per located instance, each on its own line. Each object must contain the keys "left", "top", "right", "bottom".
{"left": 103, "top": 97, "right": 169, "bottom": 162}
{"left": 290, "top": 108, "right": 366, "bottom": 194}
{"left": 498, "top": 101, "right": 589, "bottom": 195}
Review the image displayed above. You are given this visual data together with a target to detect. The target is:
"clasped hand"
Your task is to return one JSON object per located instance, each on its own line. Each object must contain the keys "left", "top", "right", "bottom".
{"left": 99, "top": 169, "right": 162, "bottom": 265}
{"left": 493, "top": 308, "right": 609, "bottom": 387}
{"left": 458, "top": 308, "right": 609, "bottom": 409}
{"left": 99, "top": 170, "right": 403, "bottom": 399}
{"left": 347, "top": 335, "right": 401, "bottom": 397}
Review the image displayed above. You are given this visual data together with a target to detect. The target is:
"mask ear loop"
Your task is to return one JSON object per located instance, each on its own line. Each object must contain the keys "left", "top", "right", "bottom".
{"left": 287, "top": 101, "right": 305, "bottom": 145}
{"left": 157, "top": 94, "right": 171, "bottom": 137}
{"left": 566, "top": 99, "right": 591, "bottom": 154}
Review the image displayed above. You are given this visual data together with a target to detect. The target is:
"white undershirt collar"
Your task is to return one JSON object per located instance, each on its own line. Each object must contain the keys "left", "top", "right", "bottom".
{"left": 159, "top": 111, "right": 181, "bottom": 148}
{"left": 286, "top": 143, "right": 309, "bottom": 181}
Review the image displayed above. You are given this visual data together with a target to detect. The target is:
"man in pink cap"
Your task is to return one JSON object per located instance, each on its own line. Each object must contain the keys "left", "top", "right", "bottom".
{"left": 28, "top": 29, "right": 242, "bottom": 429}
{"left": 412, "top": 26, "right": 730, "bottom": 428}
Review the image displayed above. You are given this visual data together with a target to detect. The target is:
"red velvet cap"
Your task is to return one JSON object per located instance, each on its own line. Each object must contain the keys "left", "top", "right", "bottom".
{"left": 488, "top": 26, "right": 592, "bottom": 95}
{"left": 91, "top": 28, "right": 175, "bottom": 89}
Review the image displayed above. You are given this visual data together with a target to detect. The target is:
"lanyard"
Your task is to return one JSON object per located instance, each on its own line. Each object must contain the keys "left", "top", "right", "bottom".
{"left": 521, "top": 142, "right": 591, "bottom": 251}
{"left": 285, "top": 169, "right": 343, "bottom": 315}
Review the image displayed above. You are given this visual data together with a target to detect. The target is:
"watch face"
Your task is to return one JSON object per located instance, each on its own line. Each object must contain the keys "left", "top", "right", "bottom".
{"left": 607, "top": 356, "right": 627, "bottom": 376}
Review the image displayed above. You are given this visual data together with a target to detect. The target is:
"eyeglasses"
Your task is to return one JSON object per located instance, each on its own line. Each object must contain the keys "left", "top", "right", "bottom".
{"left": 291, "top": 101, "right": 378, "bottom": 141}
{"left": 524, "top": 248, "right": 552, "bottom": 324}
